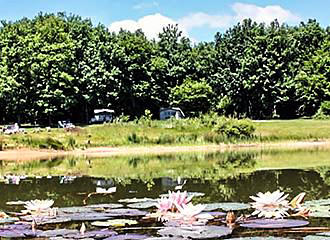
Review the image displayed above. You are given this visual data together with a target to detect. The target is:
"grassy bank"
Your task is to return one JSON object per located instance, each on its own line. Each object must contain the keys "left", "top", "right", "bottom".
{"left": 1, "top": 118, "right": 330, "bottom": 151}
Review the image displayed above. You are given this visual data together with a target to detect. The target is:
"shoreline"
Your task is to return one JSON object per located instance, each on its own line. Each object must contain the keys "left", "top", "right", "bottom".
{"left": 1, "top": 140, "right": 330, "bottom": 161}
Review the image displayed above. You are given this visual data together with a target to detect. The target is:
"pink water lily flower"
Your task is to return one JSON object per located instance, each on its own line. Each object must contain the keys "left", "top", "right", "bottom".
{"left": 168, "top": 190, "right": 193, "bottom": 208}
{"left": 156, "top": 196, "right": 173, "bottom": 212}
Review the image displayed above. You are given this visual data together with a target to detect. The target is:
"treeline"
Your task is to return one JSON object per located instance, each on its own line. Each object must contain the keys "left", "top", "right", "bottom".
{"left": 0, "top": 13, "right": 329, "bottom": 124}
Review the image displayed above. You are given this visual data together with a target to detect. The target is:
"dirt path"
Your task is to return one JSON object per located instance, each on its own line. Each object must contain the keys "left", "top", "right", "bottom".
{"left": 1, "top": 140, "right": 330, "bottom": 161}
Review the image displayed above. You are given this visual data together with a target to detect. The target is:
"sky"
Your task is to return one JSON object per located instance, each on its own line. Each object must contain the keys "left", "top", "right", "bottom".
{"left": 0, "top": 0, "right": 329, "bottom": 42}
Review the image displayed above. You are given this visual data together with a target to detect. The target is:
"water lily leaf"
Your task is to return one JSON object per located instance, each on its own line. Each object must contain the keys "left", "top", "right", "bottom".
{"left": 59, "top": 206, "right": 95, "bottom": 214}
{"left": 37, "top": 229, "right": 79, "bottom": 237}
{"left": 69, "top": 212, "right": 114, "bottom": 221}
{"left": 87, "top": 203, "right": 124, "bottom": 209}
{"left": 308, "top": 205, "right": 330, "bottom": 218}
{"left": 20, "top": 215, "right": 71, "bottom": 225}
{"left": 204, "top": 211, "right": 226, "bottom": 217}
{"left": 58, "top": 229, "right": 117, "bottom": 239}
{"left": 6, "top": 200, "right": 27, "bottom": 205}
{"left": 0, "top": 230, "right": 25, "bottom": 238}
{"left": 104, "top": 208, "right": 148, "bottom": 216}
{"left": 127, "top": 201, "right": 157, "bottom": 209}
{"left": 0, "top": 217, "right": 19, "bottom": 223}
{"left": 304, "top": 236, "right": 330, "bottom": 240}
{"left": 145, "top": 238, "right": 185, "bottom": 240}
{"left": 118, "top": 198, "right": 156, "bottom": 203}
{"left": 158, "top": 226, "right": 232, "bottom": 239}
{"left": 104, "top": 233, "right": 150, "bottom": 240}
{"left": 91, "top": 219, "right": 138, "bottom": 227}
{"left": 304, "top": 199, "right": 330, "bottom": 207}
{"left": 160, "top": 192, "right": 205, "bottom": 198}
{"left": 204, "top": 202, "right": 250, "bottom": 211}
{"left": 240, "top": 219, "right": 309, "bottom": 229}
{"left": 229, "top": 237, "right": 291, "bottom": 239}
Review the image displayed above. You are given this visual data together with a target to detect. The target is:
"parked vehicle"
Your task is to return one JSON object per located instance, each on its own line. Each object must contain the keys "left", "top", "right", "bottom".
{"left": 90, "top": 109, "right": 115, "bottom": 124}
{"left": 3, "top": 123, "right": 24, "bottom": 134}
{"left": 58, "top": 120, "right": 75, "bottom": 129}
{"left": 159, "top": 107, "right": 185, "bottom": 120}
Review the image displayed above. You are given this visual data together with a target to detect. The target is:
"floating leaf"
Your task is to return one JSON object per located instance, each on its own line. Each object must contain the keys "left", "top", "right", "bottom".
{"left": 127, "top": 201, "right": 157, "bottom": 209}
{"left": 87, "top": 203, "right": 124, "bottom": 209}
{"left": 0, "top": 217, "right": 19, "bottom": 223}
{"left": 229, "top": 237, "right": 291, "bottom": 240}
{"left": 6, "top": 200, "right": 27, "bottom": 205}
{"left": 308, "top": 205, "right": 330, "bottom": 218}
{"left": 92, "top": 219, "right": 138, "bottom": 227}
{"left": 240, "top": 219, "right": 309, "bottom": 229}
{"left": 69, "top": 212, "right": 114, "bottom": 221}
{"left": 59, "top": 206, "right": 95, "bottom": 214}
{"left": 104, "top": 208, "right": 147, "bottom": 216}
{"left": 160, "top": 192, "right": 205, "bottom": 198}
{"left": 104, "top": 233, "right": 150, "bottom": 240}
{"left": 204, "top": 202, "right": 250, "bottom": 211}
{"left": 304, "top": 232, "right": 330, "bottom": 240}
{"left": 304, "top": 199, "right": 330, "bottom": 207}
{"left": 118, "top": 198, "right": 156, "bottom": 203}
{"left": 37, "top": 229, "right": 79, "bottom": 238}
{"left": 158, "top": 226, "right": 232, "bottom": 239}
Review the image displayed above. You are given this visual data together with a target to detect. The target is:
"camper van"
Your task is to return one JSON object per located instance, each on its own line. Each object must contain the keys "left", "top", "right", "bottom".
{"left": 159, "top": 107, "right": 185, "bottom": 120}
{"left": 90, "top": 109, "right": 115, "bottom": 124}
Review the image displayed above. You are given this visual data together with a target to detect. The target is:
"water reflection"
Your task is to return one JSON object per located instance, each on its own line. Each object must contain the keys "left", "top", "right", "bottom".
{"left": 0, "top": 169, "right": 329, "bottom": 213}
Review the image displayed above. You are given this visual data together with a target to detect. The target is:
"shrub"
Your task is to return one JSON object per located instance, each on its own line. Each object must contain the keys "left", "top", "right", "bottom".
{"left": 314, "top": 101, "right": 330, "bottom": 119}
{"left": 213, "top": 117, "right": 255, "bottom": 139}
{"left": 67, "top": 136, "right": 77, "bottom": 149}
{"left": 156, "top": 134, "right": 176, "bottom": 144}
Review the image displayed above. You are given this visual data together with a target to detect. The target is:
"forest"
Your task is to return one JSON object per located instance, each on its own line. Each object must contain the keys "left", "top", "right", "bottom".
{"left": 0, "top": 12, "right": 329, "bottom": 125}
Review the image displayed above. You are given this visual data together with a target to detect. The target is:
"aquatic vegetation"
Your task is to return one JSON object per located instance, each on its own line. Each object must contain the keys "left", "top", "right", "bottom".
{"left": 23, "top": 199, "right": 55, "bottom": 215}
{"left": 250, "top": 190, "right": 290, "bottom": 218}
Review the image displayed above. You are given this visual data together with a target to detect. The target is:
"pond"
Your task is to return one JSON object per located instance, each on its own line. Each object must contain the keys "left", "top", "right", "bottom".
{"left": 0, "top": 146, "right": 329, "bottom": 239}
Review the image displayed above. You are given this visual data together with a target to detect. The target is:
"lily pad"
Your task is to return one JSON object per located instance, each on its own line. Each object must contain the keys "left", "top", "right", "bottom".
{"left": 69, "top": 212, "right": 114, "bottom": 221}
{"left": 104, "top": 234, "right": 151, "bottom": 240}
{"left": 127, "top": 201, "right": 157, "bottom": 209}
{"left": 229, "top": 238, "right": 291, "bottom": 240}
{"left": 87, "top": 203, "right": 124, "bottom": 209}
{"left": 104, "top": 208, "right": 148, "bottom": 216}
{"left": 91, "top": 219, "right": 138, "bottom": 227}
{"left": 20, "top": 215, "right": 71, "bottom": 225}
{"left": 158, "top": 226, "right": 232, "bottom": 239}
{"left": 160, "top": 192, "right": 205, "bottom": 198}
{"left": 304, "top": 199, "right": 330, "bottom": 206}
{"left": 240, "top": 219, "right": 309, "bottom": 229}
{"left": 304, "top": 236, "right": 330, "bottom": 240}
{"left": 59, "top": 206, "right": 95, "bottom": 214}
{"left": 38, "top": 229, "right": 79, "bottom": 238}
{"left": 204, "top": 202, "right": 250, "bottom": 211}
{"left": 0, "top": 217, "right": 20, "bottom": 223}
{"left": 308, "top": 205, "right": 330, "bottom": 218}
{"left": 204, "top": 211, "right": 226, "bottom": 217}
{"left": 65, "top": 229, "right": 117, "bottom": 239}
{"left": 118, "top": 198, "right": 156, "bottom": 203}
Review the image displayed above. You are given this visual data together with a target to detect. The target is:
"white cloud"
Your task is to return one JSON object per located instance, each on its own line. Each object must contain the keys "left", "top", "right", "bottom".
{"left": 133, "top": 1, "right": 159, "bottom": 10}
{"left": 108, "top": 13, "right": 189, "bottom": 40}
{"left": 179, "top": 12, "right": 233, "bottom": 30}
{"left": 178, "top": 2, "right": 300, "bottom": 31}
{"left": 232, "top": 3, "right": 301, "bottom": 24}
{"left": 108, "top": 3, "right": 300, "bottom": 42}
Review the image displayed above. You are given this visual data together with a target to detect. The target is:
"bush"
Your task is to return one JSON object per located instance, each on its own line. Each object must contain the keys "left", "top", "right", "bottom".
{"left": 313, "top": 101, "right": 330, "bottom": 119}
{"left": 213, "top": 117, "right": 255, "bottom": 139}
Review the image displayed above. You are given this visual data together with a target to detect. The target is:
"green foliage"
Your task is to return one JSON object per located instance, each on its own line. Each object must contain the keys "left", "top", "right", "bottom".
{"left": 313, "top": 101, "right": 330, "bottom": 119}
{"left": 213, "top": 117, "right": 256, "bottom": 138}
{"left": 0, "top": 14, "right": 328, "bottom": 123}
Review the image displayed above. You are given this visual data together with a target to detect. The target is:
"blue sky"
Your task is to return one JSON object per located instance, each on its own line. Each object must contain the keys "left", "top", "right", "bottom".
{"left": 0, "top": 0, "right": 329, "bottom": 42}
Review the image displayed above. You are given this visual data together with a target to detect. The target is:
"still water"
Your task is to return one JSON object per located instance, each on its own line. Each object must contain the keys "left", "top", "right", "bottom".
{"left": 0, "top": 146, "right": 329, "bottom": 239}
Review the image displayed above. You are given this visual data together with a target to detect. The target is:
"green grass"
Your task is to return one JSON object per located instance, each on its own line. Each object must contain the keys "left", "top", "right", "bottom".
{"left": 1, "top": 119, "right": 330, "bottom": 150}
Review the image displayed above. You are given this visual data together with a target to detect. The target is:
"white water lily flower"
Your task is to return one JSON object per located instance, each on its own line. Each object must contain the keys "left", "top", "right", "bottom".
{"left": 250, "top": 190, "right": 290, "bottom": 219}
{"left": 24, "top": 199, "right": 54, "bottom": 213}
